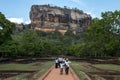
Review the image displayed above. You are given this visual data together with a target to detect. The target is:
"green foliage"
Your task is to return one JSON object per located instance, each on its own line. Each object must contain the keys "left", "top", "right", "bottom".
{"left": 0, "top": 29, "right": 76, "bottom": 57}
{"left": 0, "top": 12, "right": 15, "bottom": 45}
{"left": 70, "top": 43, "right": 85, "bottom": 56}
{"left": 64, "top": 30, "right": 75, "bottom": 36}
{"left": 101, "top": 10, "right": 120, "bottom": 34}
{"left": 0, "top": 11, "right": 120, "bottom": 58}
{"left": 83, "top": 10, "right": 120, "bottom": 57}
{"left": 12, "top": 30, "right": 58, "bottom": 57}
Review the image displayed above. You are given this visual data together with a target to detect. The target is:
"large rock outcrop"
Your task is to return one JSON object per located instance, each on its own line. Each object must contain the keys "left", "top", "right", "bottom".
{"left": 30, "top": 5, "right": 92, "bottom": 34}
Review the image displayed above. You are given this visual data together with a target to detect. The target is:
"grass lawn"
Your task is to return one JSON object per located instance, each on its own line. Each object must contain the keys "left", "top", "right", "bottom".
{"left": 93, "top": 64, "right": 120, "bottom": 71}
{"left": 0, "top": 61, "right": 53, "bottom": 80}
{"left": 71, "top": 61, "right": 99, "bottom": 72}
{"left": 71, "top": 61, "right": 89, "bottom": 80}
{"left": 71, "top": 61, "right": 120, "bottom": 80}
{"left": 33, "top": 61, "right": 53, "bottom": 79}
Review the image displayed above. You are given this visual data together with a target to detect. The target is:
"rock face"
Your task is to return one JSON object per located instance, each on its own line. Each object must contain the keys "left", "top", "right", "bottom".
{"left": 13, "top": 24, "right": 31, "bottom": 34}
{"left": 30, "top": 5, "right": 92, "bottom": 34}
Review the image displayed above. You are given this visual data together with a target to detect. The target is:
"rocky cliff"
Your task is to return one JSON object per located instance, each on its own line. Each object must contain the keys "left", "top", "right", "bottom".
{"left": 30, "top": 5, "right": 92, "bottom": 34}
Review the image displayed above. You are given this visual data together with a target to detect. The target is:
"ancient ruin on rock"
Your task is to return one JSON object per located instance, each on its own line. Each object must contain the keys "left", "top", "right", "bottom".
{"left": 30, "top": 5, "right": 92, "bottom": 35}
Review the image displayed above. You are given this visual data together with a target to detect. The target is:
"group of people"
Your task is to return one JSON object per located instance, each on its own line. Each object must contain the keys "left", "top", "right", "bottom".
{"left": 55, "top": 57, "right": 71, "bottom": 75}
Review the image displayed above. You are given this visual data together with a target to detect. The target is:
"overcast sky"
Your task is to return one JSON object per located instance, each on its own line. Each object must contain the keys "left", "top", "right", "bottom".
{"left": 0, "top": 0, "right": 120, "bottom": 24}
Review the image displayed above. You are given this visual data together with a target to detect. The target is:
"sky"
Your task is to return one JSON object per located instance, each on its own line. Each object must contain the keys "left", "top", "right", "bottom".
{"left": 0, "top": 0, "right": 120, "bottom": 24}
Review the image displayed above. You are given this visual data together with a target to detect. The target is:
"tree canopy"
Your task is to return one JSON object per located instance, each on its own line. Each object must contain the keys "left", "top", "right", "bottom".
{"left": 0, "top": 12, "right": 15, "bottom": 45}
{"left": 83, "top": 10, "right": 120, "bottom": 57}
{"left": 0, "top": 11, "right": 120, "bottom": 58}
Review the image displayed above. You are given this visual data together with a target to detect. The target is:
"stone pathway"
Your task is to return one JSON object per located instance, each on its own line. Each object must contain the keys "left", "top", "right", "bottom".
{"left": 38, "top": 65, "right": 80, "bottom": 80}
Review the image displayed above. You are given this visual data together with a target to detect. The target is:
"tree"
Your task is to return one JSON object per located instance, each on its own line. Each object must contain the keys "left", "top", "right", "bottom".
{"left": 0, "top": 12, "right": 15, "bottom": 45}
{"left": 101, "top": 10, "right": 120, "bottom": 35}
{"left": 83, "top": 10, "right": 120, "bottom": 57}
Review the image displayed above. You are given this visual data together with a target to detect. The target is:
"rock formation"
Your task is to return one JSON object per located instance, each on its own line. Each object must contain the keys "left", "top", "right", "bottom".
{"left": 30, "top": 5, "right": 92, "bottom": 35}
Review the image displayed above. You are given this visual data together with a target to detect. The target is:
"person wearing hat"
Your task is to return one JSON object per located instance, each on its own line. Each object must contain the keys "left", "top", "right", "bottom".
{"left": 64, "top": 58, "right": 71, "bottom": 75}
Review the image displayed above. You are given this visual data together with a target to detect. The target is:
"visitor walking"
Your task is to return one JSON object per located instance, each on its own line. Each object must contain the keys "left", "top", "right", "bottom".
{"left": 58, "top": 57, "right": 63, "bottom": 68}
{"left": 55, "top": 58, "right": 59, "bottom": 68}
{"left": 64, "top": 58, "right": 71, "bottom": 75}
{"left": 60, "top": 61, "right": 65, "bottom": 75}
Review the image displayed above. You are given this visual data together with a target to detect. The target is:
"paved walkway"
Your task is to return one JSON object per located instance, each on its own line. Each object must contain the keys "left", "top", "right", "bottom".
{"left": 38, "top": 65, "right": 80, "bottom": 80}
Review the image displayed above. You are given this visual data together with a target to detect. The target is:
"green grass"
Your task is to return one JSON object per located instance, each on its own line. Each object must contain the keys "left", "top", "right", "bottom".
{"left": 71, "top": 61, "right": 120, "bottom": 80}
{"left": 33, "top": 61, "right": 53, "bottom": 79}
{"left": 0, "top": 61, "right": 54, "bottom": 80}
{"left": 71, "top": 61, "right": 98, "bottom": 72}
{"left": 1, "top": 61, "right": 120, "bottom": 80}
{"left": 7, "top": 73, "right": 30, "bottom": 80}
{"left": 93, "top": 64, "right": 120, "bottom": 71}
{"left": 0, "top": 62, "right": 42, "bottom": 70}
{"left": 71, "top": 61, "right": 89, "bottom": 80}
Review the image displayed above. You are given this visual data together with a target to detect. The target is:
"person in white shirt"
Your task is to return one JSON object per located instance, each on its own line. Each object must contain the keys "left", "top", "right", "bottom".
{"left": 64, "top": 58, "right": 71, "bottom": 75}
{"left": 60, "top": 61, "right": 65, "bottom": 74}
{"left": 55, "top": 58, "right": 58, "bottom": 68}
{"left": 58, "top": 57, "right": 63, "bottom": 68}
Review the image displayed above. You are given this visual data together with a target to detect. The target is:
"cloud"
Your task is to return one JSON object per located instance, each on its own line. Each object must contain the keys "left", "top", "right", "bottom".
{"left": 25, "top": 20, "right": 31, "bottom": 24}
{"left": 7, "top": 18, "right": 31, "bottom": 24}
{"left": 7, "top": 18, "right": 24, "bottom": 24}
